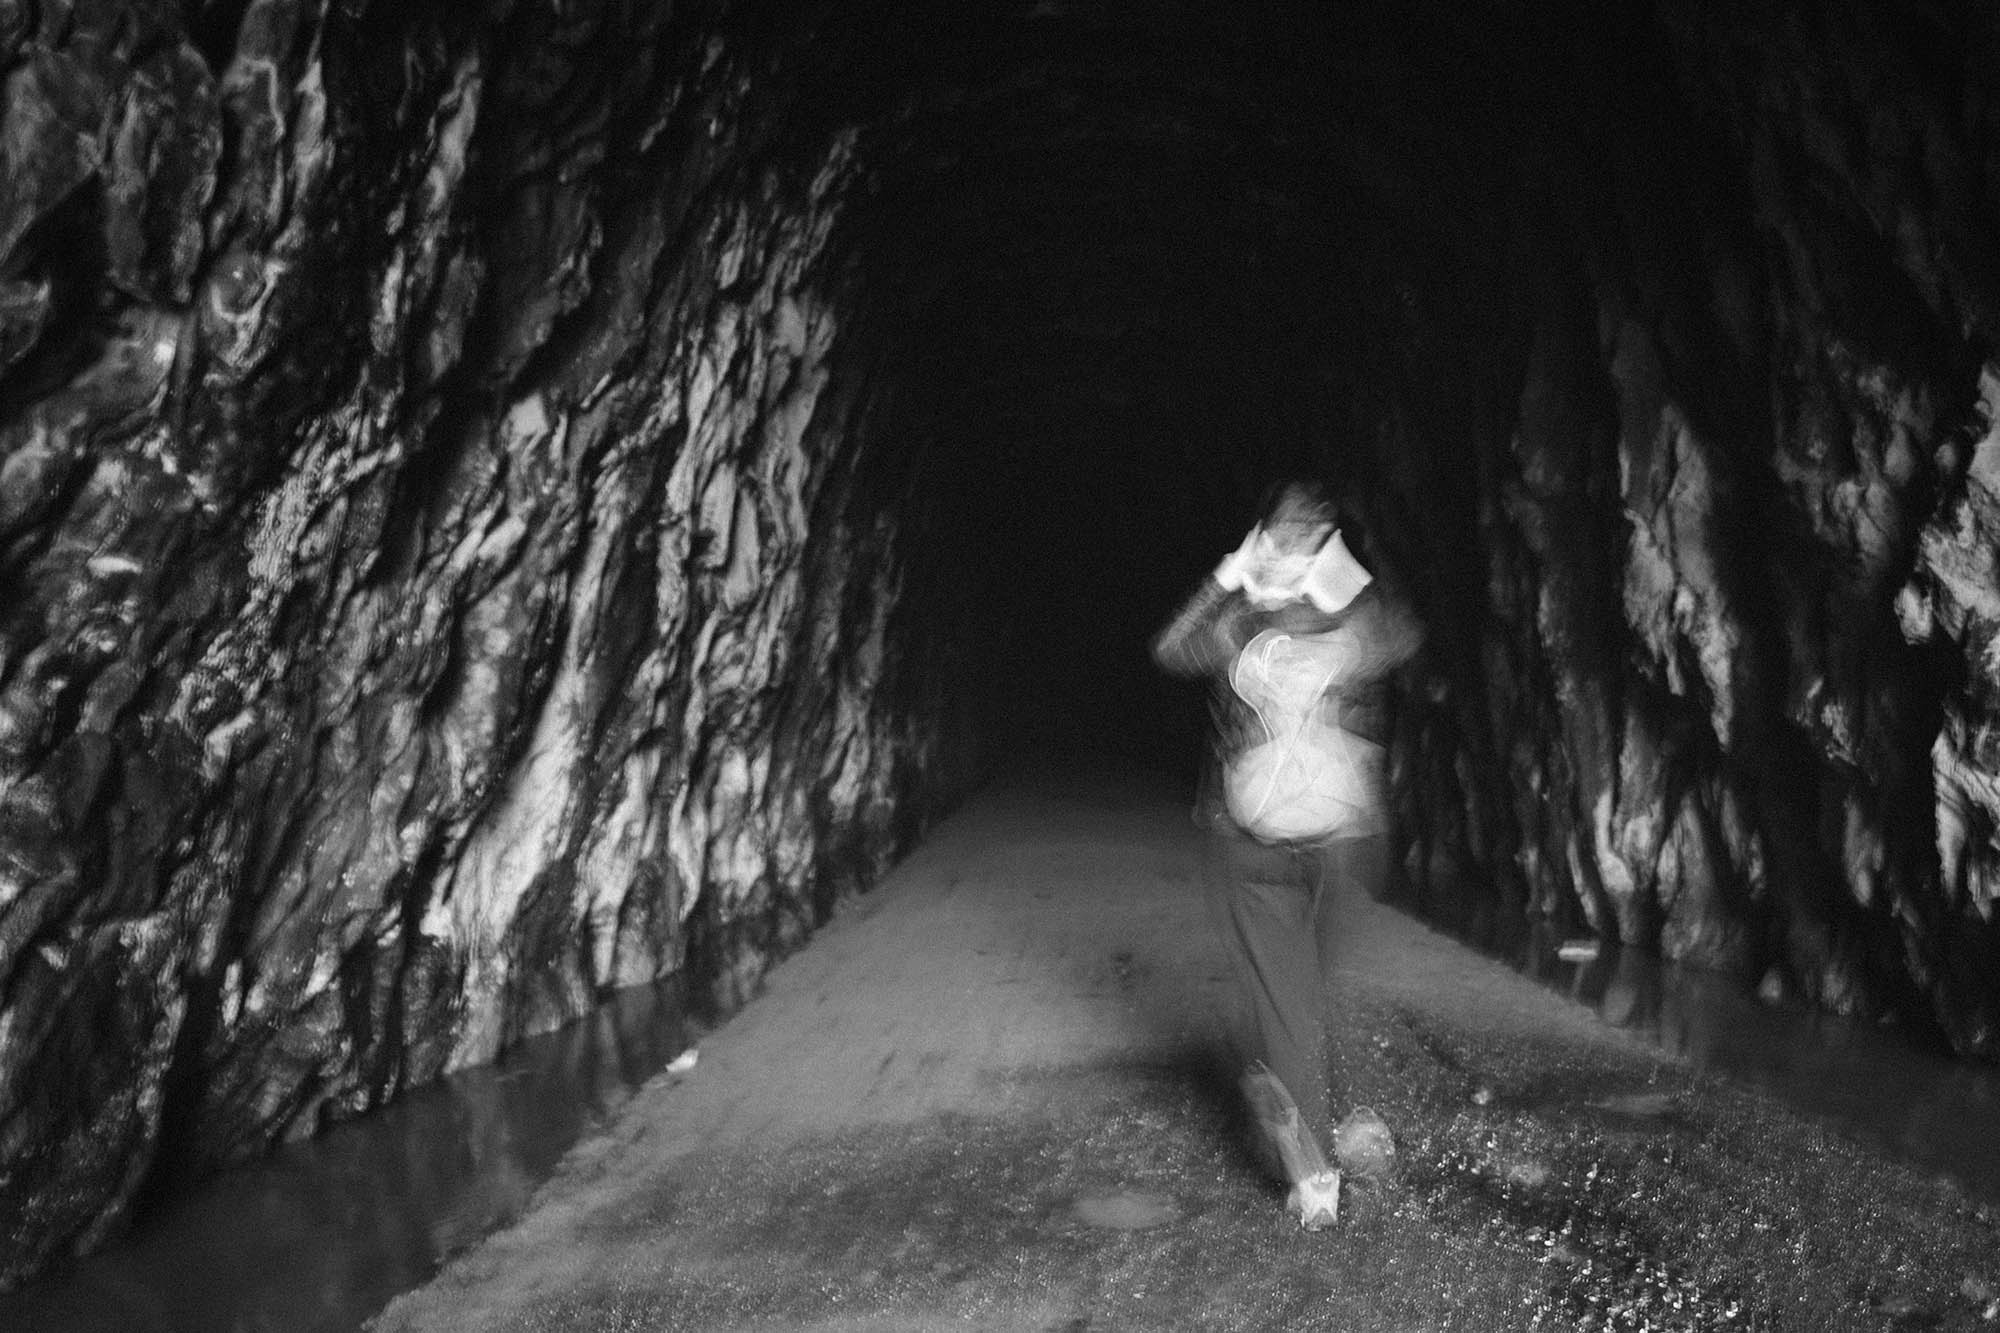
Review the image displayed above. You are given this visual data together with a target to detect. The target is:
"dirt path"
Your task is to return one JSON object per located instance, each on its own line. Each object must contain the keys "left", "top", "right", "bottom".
{"left": 369, "top": 765, "right": 2000, "bottom": 1332}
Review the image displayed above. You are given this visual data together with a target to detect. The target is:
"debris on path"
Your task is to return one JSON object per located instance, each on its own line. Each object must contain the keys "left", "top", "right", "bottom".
{"left": 370, "top": 769, "right": 2000, "bottom": 1332}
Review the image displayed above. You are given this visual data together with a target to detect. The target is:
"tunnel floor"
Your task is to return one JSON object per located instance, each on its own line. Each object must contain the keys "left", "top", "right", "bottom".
{"left": 355, "top": 763, "right": 2000, "bottom": 1333}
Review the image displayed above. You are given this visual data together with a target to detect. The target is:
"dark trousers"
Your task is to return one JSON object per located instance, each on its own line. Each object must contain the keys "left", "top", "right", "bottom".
{"left": 1203, "top": 822, "right": 1388, "bottom": 1142}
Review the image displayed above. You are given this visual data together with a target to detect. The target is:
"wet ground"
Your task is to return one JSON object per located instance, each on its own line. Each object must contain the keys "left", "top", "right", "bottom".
{"left": 356, "top": 766, "right": 2000, "bottom": 1333}
{"left": 0, "top": 977, "right": 701, "bottom": 1333}
{"left": 5, "top": 764, "right": 1998, "bottom": 1331}
{"left": 1468, "top": 913, "right": 2000, "bottom": 1212}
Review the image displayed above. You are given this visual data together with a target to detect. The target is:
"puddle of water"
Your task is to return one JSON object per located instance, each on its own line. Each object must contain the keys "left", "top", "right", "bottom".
{"left": 1071, "top": 1190, "right": 1179, "bottom": 1229}
{"left": 1428, "top": 905, "right": 2000, "bottom": 1206}
{"left": 0, "top": 975, "right": 699, "bottom": 1333}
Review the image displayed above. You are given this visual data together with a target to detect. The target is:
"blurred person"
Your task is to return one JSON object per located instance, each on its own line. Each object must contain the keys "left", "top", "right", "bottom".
{"left": 1152, "top": 480, "right": 1421, "bottom": 1229}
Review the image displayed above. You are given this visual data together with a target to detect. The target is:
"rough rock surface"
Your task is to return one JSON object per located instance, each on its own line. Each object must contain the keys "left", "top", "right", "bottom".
{"left": 0, "top": 0, "right": 970, "bottom": 1287}
{"left": 1385, "top": 0, "right": 2000, "bottom": 1059}
{"left": 2, "top": 0, "right": 2000, "bottom": 1297}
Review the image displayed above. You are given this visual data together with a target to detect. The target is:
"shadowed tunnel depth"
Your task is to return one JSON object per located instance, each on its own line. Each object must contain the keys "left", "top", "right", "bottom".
{"left": 0, "top": 0, "right": 1999, "bottom": 1303}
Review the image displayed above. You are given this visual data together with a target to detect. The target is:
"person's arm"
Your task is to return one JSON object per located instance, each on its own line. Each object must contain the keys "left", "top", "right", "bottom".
{"left": 1151, "top": 577, "right": 1248, "bottom": 678}
{"left": 1368, "top": 583, "right": 1425, "bottom": 673}
{"left": 1320, "top": 585, "right": 1423, "bottom": 743}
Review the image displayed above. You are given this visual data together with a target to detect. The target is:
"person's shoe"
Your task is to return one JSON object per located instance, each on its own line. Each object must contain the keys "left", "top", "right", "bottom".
{"left": 1332, "top": 1105, "right": 1397, "bottom": 1180}
{"left": 1287, "top": 1169, "right": 1342, "bottom": 1231}
{"left": 1242, "top": 1065, "right": 1334, "bottom": 1187}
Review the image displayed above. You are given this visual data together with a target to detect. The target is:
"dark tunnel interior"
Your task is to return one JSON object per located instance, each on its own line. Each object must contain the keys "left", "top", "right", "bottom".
{"left": 797, "top": 0, "right": 1535, "bottom": 774}
{"left": 3, "top": 0, "right": 2000, "bottom": 1301}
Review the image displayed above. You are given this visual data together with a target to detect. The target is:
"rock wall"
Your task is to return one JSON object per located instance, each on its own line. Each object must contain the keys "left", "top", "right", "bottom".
{"left": 1387, "top": 0, "right": 2000, "bottom": 1057}
{"left": 4, "top": 0, "right": 2000, "bottom": 1297}
{"left": 0, "top": 0, "right": 966, "bottom": 1286}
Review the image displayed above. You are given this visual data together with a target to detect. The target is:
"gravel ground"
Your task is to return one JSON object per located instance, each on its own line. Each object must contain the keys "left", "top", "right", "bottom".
{"left": 368, "top": 766, "right": 2000, "bottom": 1333}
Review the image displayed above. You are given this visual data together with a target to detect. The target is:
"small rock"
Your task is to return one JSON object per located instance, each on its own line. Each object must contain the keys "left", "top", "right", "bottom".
{"left": 1556, "top": 939, "right": 1599, "bottom": 963}
{"left": 1470, "top": 1085, "right": 1494, "bottom": 1106}
{"left": 666, "top": 1047, "right": 698, "bottom": 1074}
{"left": 1873, "top": 1291, "right": 1922, "bottom": 1317}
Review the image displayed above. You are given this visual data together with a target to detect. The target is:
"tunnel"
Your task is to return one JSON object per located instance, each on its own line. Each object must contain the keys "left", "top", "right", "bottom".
{"left": 2, "top": 0, "right": 2000, "bottom": 1305}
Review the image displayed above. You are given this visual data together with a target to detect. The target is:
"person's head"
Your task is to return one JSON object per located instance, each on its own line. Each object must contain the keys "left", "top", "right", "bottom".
{"left": 1229, "top": 480, "right": 1338, "bottom": 609}
{"left": 1256, "top": 480, "right": 1337, "bottom": 556}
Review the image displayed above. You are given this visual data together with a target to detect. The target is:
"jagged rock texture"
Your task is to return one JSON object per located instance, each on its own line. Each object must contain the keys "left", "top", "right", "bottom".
{"left": 0, "top": 0, "right": 969, "bottom": 1286}
{"left": 1386, "top": 0, "right": 2000, "bottom": 1057}
{"left": 2, "top": 0, "right": 1999, "bottom": 1297}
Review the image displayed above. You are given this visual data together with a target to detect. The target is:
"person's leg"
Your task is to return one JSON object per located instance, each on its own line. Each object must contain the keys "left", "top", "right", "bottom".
{"left": 1310, "top": 831, "right": 1386, "bottom": 1102}
{"left": 1204, "top": 827, "right": 1328, "bottom": 1130}
{"left": 1315, "top": 831, "right": 1400, "bottom": 1182}
{"left": 1204, "top": 825, "right": 1340, "bottom": 1223}
{"left": 1313, "top": 830, "right": 1387, "bottom": 956}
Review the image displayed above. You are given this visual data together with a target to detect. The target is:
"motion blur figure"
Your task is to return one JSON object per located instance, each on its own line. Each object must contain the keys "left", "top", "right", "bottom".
{"left": 1152, "top": 481, "right": 1421, "bottom": 1229}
